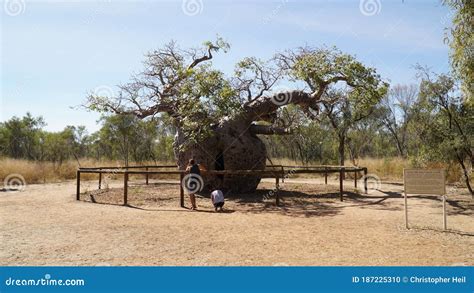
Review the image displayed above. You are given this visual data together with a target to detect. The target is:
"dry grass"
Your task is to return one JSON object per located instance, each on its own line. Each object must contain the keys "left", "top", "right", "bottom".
{"left": 269, "top": 157, "right": 464, "bottom": 183}
{"left": 269, "top": 157, "right": 409, "bottom": 180}
{"left": 0, "top": 158, "right": 176, "bottom": 184}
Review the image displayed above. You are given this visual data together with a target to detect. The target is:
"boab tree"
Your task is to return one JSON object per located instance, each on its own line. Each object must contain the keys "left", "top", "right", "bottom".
{"left": 85, "top": 39, "right": 387, "bottom": 193}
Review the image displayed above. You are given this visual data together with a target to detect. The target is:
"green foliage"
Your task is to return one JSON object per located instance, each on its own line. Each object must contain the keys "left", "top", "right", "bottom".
{"left": 407, "top": 70, "right": 472, "bottom": 192}
{"left": 444, "top": 0, "right": 473, "bottom": 102}
{"left": 0, "top": 113, "right": 45, "bottom": 160}
{"left": 289, "top": 46, "right": 388, "bottom": 99}
{"left": 0, "top": 113, "right": 175, "bottom": 165}
{"left": 414, "top": 72, "right": 472, "bottom": 163}
{"left": 94, "top": 114, "right": 174, "bottom": 165}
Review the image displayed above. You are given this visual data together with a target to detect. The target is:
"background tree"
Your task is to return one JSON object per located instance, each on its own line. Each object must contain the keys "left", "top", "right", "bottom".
{"left": 414, "top": 68, "right": 473, "bottom": 195}
{"left": 98, "top": 115, "right": 161, "bottom": 166}
{"left": 380, "top": 84, "right": 418, "bottom": 158}
{"left": 0, "top": 113, "right": 45, "bottom": 160}
{"left": 318, "top": 87, "right": 384, "bottom": 167}
{"left": 346, "top": 111, "right": 383, "bottom": 165}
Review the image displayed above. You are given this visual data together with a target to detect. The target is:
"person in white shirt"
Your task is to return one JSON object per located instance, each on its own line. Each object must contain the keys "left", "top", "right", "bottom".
{"left": 210, "top": 189, "right": 225, "bottom": 212}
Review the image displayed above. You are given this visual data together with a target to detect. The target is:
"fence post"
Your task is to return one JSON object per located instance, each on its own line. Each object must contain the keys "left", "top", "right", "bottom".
{"left": 123, "top": 172, "right": 128, "bottom": 205}
{"left": 98, "top": 172, "right": 102, "bottom": 190}
{"left": 324, "top": 167, "right": 328, "bottom": 185}
{"left": 354, "top": 170, "right": 357, "bottom": 188}
{"left": 339, "top": 167, "right": 344, "bottom": 202}
{"left": 76, "top": 170, "right": 81, "bottom": 201}
{"left": 180, "top": 172, "right": 184, "bottom": 208}
{"left": 363, "top": 168, "right": 368, "bottom": 194}
{"left": 275, "top": 176, "right": 280, "bottom": 206}
{"left": 145, "top": 167, "right": 149, "bottom": 185}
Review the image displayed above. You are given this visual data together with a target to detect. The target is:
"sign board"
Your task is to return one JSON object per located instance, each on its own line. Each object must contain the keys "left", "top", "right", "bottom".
{"left": 403, "top": 169, "right": 447, "bottom": 230}
{"left": 403, "top": 169, "right": 446, "bottom": 195}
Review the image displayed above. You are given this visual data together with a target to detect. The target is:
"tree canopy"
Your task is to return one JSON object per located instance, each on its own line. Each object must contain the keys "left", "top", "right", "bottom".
{"left": 85, "top": 39, "right": 388, "bottom": 146}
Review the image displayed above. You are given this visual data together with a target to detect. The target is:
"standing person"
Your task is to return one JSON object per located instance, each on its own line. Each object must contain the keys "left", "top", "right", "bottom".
{"left": 211, "top": 189, "right": 225, "bottom": 212}
{"left": 185, "top": 159, "right": 201, "bottom": 210}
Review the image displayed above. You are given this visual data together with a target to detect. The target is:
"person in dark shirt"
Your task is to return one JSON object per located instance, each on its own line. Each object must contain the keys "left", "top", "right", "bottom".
{"left": 185, "top": 159, "right": 201, "bottom": 210}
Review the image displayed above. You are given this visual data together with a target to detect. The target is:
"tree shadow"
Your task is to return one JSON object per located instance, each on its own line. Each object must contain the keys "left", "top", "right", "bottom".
{"left": 127, "top": 204, "right": 235, "bottom": 213}
{"left": 380, "top": 191, "right": 474, "bottom": 216}
{"left": 0, "top": 188, "right": 22, "bottom": 192}
{"left": 445, "top": 198, "right": 474, "bottom": 216}
{"left": 408, "top": 225, "right": 474, "bottom": 237}
{"left": 308, "top": 190, "right": 404, "bottom": 211}
{"left": 81, "top": 196, "right": 236, "bottom": 213}
{"left": 224, "top": 189, "right": 342, "bottom": 218}
{"left": 80, "top": 183, "right": 472, "bottom": 218}
{"left": 79, "top": 186, "right": 404, "bottom": 217}
{"left": 81, "top": 189, "right": 237, "bottom": 214}
{"left": 382, "top": 181, "right": 404, "bottom": 186}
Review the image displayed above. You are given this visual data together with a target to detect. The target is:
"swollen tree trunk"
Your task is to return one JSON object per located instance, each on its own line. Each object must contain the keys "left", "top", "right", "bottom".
{"left": 174, "top": 118, "right": 267, "bottom": 193}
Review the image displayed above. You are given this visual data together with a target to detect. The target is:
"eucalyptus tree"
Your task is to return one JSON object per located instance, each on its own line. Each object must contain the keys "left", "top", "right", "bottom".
{"left": 316, "top": 87, "right": 385, "bottom": 167}
{"left": 85, "top": 39, "right": 387, "bottom": 192}
{"left": 380, "top": 84, "right": 418, "bottom": 158}
{"left": 415, "top": 69, "right": 473, "bottom": 195}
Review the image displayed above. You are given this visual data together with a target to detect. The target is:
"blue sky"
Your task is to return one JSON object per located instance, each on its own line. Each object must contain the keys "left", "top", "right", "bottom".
{"left": 1, "top": 0, "right": 452, "bottom": 132}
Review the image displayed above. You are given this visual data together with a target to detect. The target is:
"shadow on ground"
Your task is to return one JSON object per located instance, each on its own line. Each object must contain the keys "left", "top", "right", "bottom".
{"left": 78, "top": 181, "right": 472, "bottom": 218}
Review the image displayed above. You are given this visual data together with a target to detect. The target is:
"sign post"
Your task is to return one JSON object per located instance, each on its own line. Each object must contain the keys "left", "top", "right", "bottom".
{"left": 442, "top": 195, "right": 447, "bottom": 230}
{"left": 403, "top": 169, "right": 446, "bottom": 230}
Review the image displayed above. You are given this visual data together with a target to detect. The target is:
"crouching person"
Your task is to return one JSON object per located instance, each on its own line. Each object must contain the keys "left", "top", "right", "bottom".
{"left": 211, "top": 189, "right": 225, "bottom": 212}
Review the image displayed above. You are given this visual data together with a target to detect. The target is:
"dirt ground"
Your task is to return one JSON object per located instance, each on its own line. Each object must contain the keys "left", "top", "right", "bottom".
{"left": 0, "top": 176, "right": 473, "bottom": 266}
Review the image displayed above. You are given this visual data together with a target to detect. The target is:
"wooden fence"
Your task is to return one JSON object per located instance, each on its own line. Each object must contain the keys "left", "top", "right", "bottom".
{"left": 76, "top": 165, "right": 368, "bottom": 207}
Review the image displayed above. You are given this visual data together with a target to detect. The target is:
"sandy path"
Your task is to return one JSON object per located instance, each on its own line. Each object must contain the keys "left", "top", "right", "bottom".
{"left": 0, "top": 178, "right": 472, "bottom": 266}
